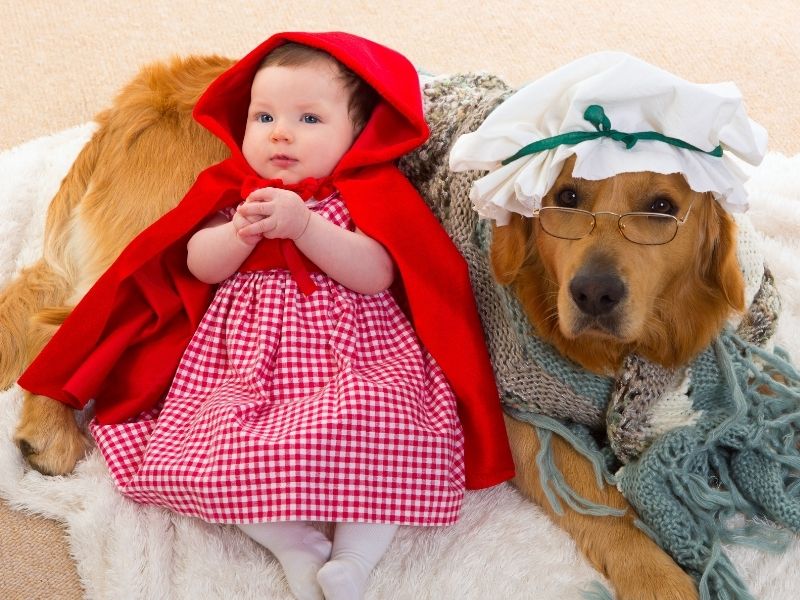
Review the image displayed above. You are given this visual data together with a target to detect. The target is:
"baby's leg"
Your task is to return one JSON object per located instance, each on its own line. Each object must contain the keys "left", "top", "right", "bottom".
{"left": 238, "top": 521, "right": 332, "bottom": 600}
{"left": 317, "top": 522, "right": 398, "bottom": 600}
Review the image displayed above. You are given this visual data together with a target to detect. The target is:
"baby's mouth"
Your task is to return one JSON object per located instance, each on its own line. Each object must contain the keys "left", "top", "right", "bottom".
{"left": 270, "top": 154, "right": 297, "bottom": 167}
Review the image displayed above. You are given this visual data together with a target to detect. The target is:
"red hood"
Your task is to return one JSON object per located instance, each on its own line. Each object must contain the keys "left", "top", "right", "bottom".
{"left": 193, "top": 31, "right": 429, "bottom": 174}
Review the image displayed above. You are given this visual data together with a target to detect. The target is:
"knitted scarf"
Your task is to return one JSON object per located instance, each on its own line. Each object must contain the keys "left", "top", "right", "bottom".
{"left": 400, "top": 73, "right": 800, "bottom": 600}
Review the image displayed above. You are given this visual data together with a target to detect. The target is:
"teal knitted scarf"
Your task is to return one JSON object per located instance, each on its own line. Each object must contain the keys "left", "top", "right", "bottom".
{"left": 400, "top": 72, "right": 800, "bottom": 600}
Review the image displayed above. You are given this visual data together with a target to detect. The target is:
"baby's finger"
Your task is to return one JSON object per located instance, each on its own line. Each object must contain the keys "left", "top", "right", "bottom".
{"left": 238, "top": 216, "right": 276, "bottom": 238}
{"left": 245, "top": 187, "right": 281, "bottom": 203}
{"left": 238, "top": 201, "right": 273, "bottom": 218}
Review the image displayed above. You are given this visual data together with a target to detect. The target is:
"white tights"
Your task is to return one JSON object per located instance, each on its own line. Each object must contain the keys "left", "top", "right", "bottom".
{"left": 237, "top": 521, "right": 398, "bottom": 600}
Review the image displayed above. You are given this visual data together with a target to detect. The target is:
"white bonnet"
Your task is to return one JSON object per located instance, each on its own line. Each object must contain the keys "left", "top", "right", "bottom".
{"left": 449, "top": 52, "right": 768, "bottom": 225}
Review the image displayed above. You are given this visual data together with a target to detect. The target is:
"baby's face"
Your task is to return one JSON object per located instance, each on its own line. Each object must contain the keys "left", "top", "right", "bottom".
{"left": 242, "top": 60, "right": 358, "bottom": 183}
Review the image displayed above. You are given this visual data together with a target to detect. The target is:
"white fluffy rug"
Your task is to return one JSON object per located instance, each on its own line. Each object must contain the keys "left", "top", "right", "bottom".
{"left": 1, "top": 125, "right": 799, "bottom": 599}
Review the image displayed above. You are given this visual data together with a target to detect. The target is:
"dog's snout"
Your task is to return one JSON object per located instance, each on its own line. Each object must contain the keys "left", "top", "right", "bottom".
{"left": 569, "top": 273, "right": 626, "bottom": 316}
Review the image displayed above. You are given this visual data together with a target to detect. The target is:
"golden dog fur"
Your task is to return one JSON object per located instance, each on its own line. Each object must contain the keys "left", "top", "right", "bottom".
{"left": 0, "top": 56, "right": 750, "bottom": 599}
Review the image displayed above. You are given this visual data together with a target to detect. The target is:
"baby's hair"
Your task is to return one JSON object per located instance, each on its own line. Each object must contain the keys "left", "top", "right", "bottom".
{"left": 259, "top": 43, "right": 380, "bottom": 132}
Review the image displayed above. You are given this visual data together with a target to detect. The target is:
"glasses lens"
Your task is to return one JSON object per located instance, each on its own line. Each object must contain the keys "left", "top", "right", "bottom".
{"left": 619, "top": 214, "right": 678, "bottom": 245}
{"left": 539, "top": 208, "right": 595, "bottom": 240}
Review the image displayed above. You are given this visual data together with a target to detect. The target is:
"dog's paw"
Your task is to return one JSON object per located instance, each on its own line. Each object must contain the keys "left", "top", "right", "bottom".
{"left": 606, "top": 542, "right": 698, "bottom": 600}
{"left": 14, "top": 394, "right": 90, "bottom": 476}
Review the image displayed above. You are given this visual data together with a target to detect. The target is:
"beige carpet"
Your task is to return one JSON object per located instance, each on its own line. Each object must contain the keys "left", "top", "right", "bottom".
{"left": 1, "top": 1, "right": 798, "bottom": 598}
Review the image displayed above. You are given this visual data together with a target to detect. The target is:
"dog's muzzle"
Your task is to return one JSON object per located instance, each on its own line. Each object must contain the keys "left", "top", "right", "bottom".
{"left": 569, "top": 271, "right": 626, "bottom": 317}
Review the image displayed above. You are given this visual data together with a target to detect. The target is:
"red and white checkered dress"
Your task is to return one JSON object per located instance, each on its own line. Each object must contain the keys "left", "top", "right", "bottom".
{"left": 90, "top": 193, "right": 466, "bottom": 526}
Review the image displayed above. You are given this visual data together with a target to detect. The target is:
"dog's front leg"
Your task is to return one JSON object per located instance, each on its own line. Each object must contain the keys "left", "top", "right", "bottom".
{"left": 504, "top": 414, "right": 698, "bottom": 600}
{"left": 12, "top": 306, "right": 90, "bottom": 475}
{"left": 15, "top": 393, "right": 89, "bottom": 475}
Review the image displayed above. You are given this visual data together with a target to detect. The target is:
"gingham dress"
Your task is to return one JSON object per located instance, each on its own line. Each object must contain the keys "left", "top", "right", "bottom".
{"left": 90, "top": 193, "right": 466, "bottom": 526}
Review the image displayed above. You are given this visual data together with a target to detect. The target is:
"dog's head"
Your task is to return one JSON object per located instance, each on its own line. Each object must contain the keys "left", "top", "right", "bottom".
{"left": 491, "top": 155, "right": 745, "bottom": 374}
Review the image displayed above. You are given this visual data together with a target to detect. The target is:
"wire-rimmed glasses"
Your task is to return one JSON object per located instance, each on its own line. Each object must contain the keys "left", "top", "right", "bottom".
{"left": 532, "top": 200, "right": 695, "bottom": 245}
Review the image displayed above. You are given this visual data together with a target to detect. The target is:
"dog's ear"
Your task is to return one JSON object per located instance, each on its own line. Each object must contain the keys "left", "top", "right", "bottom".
{"left": 699, "top": 195, "right": 745, "bottom": 313}
{"left": 490, "top": 215, "right": 533, "bottom": 285}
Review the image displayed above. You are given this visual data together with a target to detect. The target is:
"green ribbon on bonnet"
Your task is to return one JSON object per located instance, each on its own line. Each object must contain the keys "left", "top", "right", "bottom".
{"left": 500, "top": 104, "right": 724, "bottom": 165}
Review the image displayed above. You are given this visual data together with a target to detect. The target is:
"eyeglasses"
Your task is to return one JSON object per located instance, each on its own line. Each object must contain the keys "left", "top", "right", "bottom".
{"left": 532, "top": 200, "right": 695, "bottom": 245}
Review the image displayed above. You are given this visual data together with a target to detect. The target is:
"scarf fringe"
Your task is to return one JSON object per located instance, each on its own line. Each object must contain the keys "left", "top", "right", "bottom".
{"left": 503, "top": 409, "right": 625, "bottom": 517}
{"left": 697, "top": 542, "right": 756, "bottom": 600}
{"left": 580, "top": 581, "right": 615, "bottom": 600}
{"left": 616, "top": 330, "right": 800, "bottom": 599}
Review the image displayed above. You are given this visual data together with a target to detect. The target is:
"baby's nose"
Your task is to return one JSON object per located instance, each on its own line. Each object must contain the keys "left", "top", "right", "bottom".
{"left": 270, "top": 121, "right": 292, "bottom": 142}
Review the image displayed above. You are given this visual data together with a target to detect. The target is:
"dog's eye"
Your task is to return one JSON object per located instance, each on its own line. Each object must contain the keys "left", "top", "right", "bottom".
{"left": 648, "top": 196, "right": 674, "bottom": 214}
{"left": 556, "top": 188, "right": 579, "bottom": 208}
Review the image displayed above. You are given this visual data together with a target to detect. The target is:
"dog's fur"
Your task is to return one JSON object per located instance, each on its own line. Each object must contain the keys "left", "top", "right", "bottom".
{"left": 0, "top": 56, "right": 750, "bottom": 599}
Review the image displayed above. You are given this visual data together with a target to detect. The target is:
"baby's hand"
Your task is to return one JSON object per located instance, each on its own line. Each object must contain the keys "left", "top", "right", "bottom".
{"left": 231, "top": 203, "right": 265, "bottom": 246}
{"left": 237, "top": 187, "right": 311, "bottom": 241}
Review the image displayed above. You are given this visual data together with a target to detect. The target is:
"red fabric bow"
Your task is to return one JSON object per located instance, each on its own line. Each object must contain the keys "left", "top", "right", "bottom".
{"left": 240, "top": 175, "right": 336, "bottom": 201}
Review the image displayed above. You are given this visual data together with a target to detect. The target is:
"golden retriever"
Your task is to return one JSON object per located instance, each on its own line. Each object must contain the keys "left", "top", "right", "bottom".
{"left": 0, "top": 55, "right": 746, "bottom": 599}
{"left": 491, "top": 156, "right": 744, "bottom": 600}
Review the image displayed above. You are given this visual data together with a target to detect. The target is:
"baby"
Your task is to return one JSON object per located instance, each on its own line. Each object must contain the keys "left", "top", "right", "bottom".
{"left": 20, "top": 31, "right": 514, "bottom": 600}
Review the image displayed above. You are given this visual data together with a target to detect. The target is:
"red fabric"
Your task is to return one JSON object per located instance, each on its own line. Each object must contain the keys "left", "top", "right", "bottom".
{"left": 18, "top": 31, "right": 514, "bottom": 489}
{"left": 239, "top": 175, "right": 336, "bottom": 202}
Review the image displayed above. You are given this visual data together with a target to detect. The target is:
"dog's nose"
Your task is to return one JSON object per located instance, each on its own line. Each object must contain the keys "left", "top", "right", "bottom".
{"left": 569, "top": 273, "right": 626, "bottom": 316}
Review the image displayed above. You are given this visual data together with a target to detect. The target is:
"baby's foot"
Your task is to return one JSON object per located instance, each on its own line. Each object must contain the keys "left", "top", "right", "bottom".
{"left": 281, "top": 530, "right": 332, "bottom": 600}
{"left": 317, "top": 558, "right": 368, "bottom": 600}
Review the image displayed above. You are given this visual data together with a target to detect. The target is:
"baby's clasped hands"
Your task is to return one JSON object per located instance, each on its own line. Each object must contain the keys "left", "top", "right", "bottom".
{"left": 236, "top": 187, "right": 312, "bottom": 242}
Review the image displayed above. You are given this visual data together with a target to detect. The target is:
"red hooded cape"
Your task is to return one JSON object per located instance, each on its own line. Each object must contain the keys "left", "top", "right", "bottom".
{"left": 18, "top": 31, "right": 514, "bottom": 489}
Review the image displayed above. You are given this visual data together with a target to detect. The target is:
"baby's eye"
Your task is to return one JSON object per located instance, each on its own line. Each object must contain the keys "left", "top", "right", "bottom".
{"left": 258, "top": 113, "right": 273, "bottom": 123}
{"left": 302, "top": 114, "right": 320, "bottom": 124}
